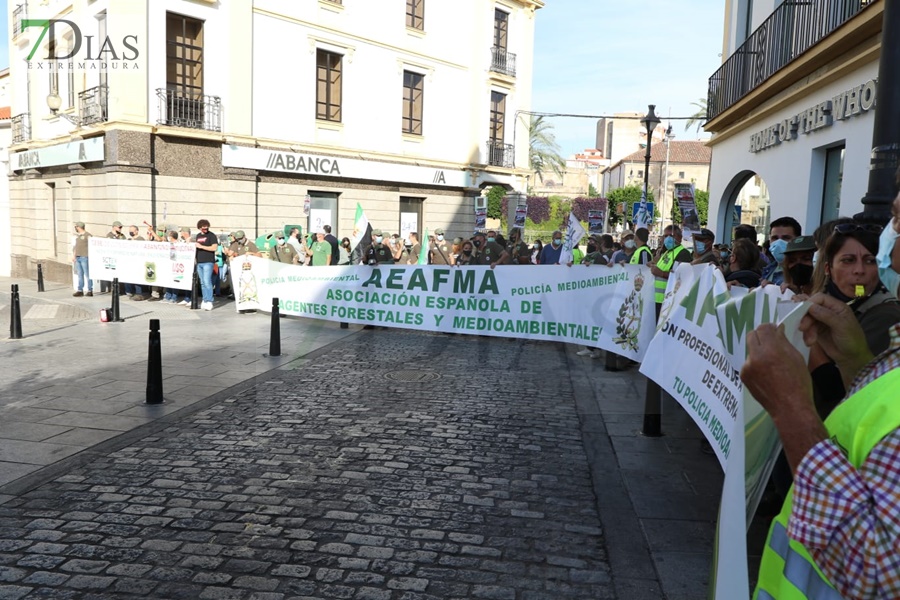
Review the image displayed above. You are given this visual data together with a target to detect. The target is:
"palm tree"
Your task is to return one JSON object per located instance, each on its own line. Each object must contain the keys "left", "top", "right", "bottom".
{"left": 524, "top": 115, "right": 566, "bottom": 183}
{"left": 684, "top": 98, "right": 708, "bottom": 133}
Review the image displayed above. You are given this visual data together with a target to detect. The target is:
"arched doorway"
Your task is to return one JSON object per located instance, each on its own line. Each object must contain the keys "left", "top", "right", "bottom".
{"left": 718, "top": 170, "right": 771, "bottom": 243}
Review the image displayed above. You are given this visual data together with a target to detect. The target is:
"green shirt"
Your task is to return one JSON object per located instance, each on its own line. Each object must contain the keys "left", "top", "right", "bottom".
{"left": 311, "top": 241, "right": 331, "bottom": 266}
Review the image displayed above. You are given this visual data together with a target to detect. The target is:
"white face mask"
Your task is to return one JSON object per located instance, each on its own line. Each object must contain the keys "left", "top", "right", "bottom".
{"left": 624, "top": 240, "right": 635, "bottom": 249}
{"left": 437, "top": 235, "right": 444, "bottom": 242}
{"left": 277, "top": 238, "right": 286, "bottom": 246}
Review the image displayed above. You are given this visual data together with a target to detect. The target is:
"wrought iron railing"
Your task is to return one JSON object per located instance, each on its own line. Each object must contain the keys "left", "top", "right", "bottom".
{"left": 707, "top": 0, "right": 875, "bottom": 122}
{"left": 486, "top": 140, "right": 515, "bottom": 168}
{"left": 156, "top": 89, "right": 222, "bottom": 132}
{"left": 12, "top": 113, "right": 31, "bottom": 144}
{"left": 490, "top": 46, "right": 517, "bottom": 77}
{"left": 79, "top": 85, "right": 109, "bottom": 126}
{"left": 12, "top": 4, "right": 26, "bottom": 38}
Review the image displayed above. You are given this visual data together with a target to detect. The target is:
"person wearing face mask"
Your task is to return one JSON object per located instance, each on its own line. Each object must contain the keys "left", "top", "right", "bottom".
{"left": 268, "top": 231, "right": 300, "bottom": 264}
{"left": 472, "top": 231, "right": 509, "bottom": 268}
{"left": 338, "top": 237, "right": 352, "bottom": 265}
{"left": 429, "top": 228, "right": 452, "bottom": 265}
{"left": 650, "top": 225, "right": 692, "bottom": 306}
{"left": 690, "top": 228, "right": 720, "bottom": 266}
{"left": 365, "top": 229, "right": 395, "bottom": 265}
{"left": 539, "top": 231, "right": 565, "bottom": 265}
{"left": 508, "top": 229, "right": 531, "bottom": 264}
{"left": 610, "top": 232, "right": 636, "bottom": 264}
{"left": 761, "top": 216, "right": 801, "bottom": 285}
{"left": 780, "top": 236, "right": 816, "bottom": 296}
{"left": 877, "top": 189, "right": 900, "bottom": 296}
{"left": 456, "top": 240, "right": 476, "bottom": 266}
{"left": 629, "top": 228, "right": 652, "bottom": 266}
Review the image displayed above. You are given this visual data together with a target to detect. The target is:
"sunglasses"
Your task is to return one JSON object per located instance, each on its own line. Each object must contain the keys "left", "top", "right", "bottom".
{"left": 833, "top": 223, "right": 883, "bottom": 235}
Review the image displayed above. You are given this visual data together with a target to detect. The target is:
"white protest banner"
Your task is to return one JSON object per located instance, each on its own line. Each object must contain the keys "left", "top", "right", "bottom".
{"left": 232, "top": 257, "right": 657, "bottom": 353}
{"left": 88, "top": 238, "right": 196, "bottom": 290}
{"left": 708, "top": 297, "right": 810, "bottom": 600}
{"left": 640, "top": 265, "right": 736, "bottom": 467}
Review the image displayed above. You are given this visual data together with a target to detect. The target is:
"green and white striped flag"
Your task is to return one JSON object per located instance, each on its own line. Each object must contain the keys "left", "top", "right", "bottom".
{"left": 418, "top": 228, "right": 429, "bottom": 265}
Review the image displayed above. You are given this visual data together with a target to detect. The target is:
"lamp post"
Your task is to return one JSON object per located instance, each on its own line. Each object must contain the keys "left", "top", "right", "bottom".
{"left": 640, "top": 104, "right": 663, "bottom": 438}
{"left": 639, "top": 105, "right": 661, "bottom": 221}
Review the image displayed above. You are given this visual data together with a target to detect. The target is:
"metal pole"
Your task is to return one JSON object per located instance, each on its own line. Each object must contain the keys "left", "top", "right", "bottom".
{"left": 146, "top": 319, "right": 164, "bottom": 404}
{"left": 190, "top": 266, "right": 201, "bottom": 310}
{"left": 10, "top": 284, "right": 23, "bottom": 340}
{"left": 641, "top": 105, "right": 663, "bottom": 437}
{"left": 37, "top": 264, "right": 45, "bottom": 292}
{"left": 110, "top": 278, "right": 124, "bottom": 322}
{"left": 662, "top": 127, "right": 673, "bottom": 231}
{"left": 858, "top": 1, "right": 900, "bottom": 224}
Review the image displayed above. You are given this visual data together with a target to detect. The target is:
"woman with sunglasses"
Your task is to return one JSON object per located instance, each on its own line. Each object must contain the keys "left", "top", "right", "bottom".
{"left": 809, "top": 222, "right": 900, "bottom": 419}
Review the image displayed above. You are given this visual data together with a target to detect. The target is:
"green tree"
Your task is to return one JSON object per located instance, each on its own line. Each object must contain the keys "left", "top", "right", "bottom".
{"left": 485, "top": 185, "right": 506, "bottom": 219}
{"left": 588, "top": 183, "right": 600, "bottom": 197}
{"left": 523, "top": 115, "right": 565, "bottom": 183}
{"left": 606, "top": 185, "right": 655, "bottom": 228}
{"left": 684, "top": 98, "right": 708, "bottom": 133}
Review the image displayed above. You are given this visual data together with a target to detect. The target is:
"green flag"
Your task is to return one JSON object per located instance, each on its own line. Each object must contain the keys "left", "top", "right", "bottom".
{"left": 417, "top": 228, "right": 429, "bottom": 265}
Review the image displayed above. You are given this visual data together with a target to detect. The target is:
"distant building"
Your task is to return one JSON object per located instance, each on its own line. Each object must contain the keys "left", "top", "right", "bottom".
{"left": 595, "top": 112, "right": 667, "bottom": 165}
{"left": 706, "top": 0, "right": 883, "bottom": 239}
{"left": 530, "top": 148, "right": 607, "bottom": 198}
{"left": 6, "top": 0, "right": 543, "bottom": 282}
{"left": 602, "top": 140, "right": 711, "bottom": 222}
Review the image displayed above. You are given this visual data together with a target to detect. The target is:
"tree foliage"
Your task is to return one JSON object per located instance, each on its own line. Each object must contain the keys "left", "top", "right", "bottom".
{"left": 485, "top": 185, "right": 506, "bottom": 219}
{"left": 684, "top": 98, "right": 708, "bottom": 133}
{"left": 524, "top": 115, "right": 566, "bottom": 183}
{"left": 501, "top": 195, "right": 551, "bottom": 224}
{"left": 571, "top": 197, "right": 608, "bottom": 222}
{"left": 588, "top": 183, "right": 600, "bottom": 197}
{"left": 605, "top": 185, "right": 655, "bottom": 228}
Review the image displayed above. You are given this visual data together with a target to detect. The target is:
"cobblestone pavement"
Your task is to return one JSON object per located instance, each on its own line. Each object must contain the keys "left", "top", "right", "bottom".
{"left": 0, "top": 330, "right": 614, "bottom": 599}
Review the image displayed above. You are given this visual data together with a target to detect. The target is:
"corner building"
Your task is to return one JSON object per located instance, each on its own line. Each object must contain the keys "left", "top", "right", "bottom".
{"left": 7, "top": 0, "right": 542, "bottom": 282}
{"left": 706, "top": 0, "right": 882, "bottom": 238}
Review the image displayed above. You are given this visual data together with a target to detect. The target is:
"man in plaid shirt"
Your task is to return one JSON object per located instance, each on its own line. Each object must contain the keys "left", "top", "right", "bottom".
{"left": 742, "top": 290, "right": 900, "bottom": 600}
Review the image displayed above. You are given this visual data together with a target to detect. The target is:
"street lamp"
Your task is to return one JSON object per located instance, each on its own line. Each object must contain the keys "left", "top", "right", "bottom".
{"left": 640, "top": 104, "right": 663, "bottom": 438}
{"left": 639, "top": 106, "right": 661, "bottom": 217}
{"left": 47, "top": 93, "right": 80, "bottom": 126}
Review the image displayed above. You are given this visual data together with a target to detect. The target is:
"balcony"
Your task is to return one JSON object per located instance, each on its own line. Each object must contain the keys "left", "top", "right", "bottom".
{"left": 12, "top": 4, "right": 26, "bottom": 38}
{"left": 79, "top": 85, "right": 109, "bottom": 126}
{"left": 12, "top": 113, "right": 31, "bottom": 144}
{"left": 707, "top": 0, "right": 876, "bottom": 122}
{"left": 490, "top": 46, "right": 517, "bottom": 77}
{"left": 486, "top": 140, "right": 514, "bottom": 168}
{"left": 156, "top": 89, "right": 222, "bottom": 132}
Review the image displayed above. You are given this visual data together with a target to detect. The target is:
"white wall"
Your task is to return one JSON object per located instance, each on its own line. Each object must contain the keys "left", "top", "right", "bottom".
{"left": 708, "top": 61, "right": 878, "bottom": 237}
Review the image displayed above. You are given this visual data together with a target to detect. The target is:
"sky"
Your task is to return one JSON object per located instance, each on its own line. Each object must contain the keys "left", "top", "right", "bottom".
{"left": 531, "top": 0, "right": 725, "bottom": 158}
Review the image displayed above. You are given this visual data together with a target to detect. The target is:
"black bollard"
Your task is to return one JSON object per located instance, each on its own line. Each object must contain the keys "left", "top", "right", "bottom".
{"left": 37, "top": 264, "right": 45, "bottom": 293}
{"left": 340, "top": 322, "right": 349, "bottom": 329}
{"left": 146, "top": 319, "right": 164, "bottom": 404}
{"left": 10, "top": 284, "right": 23, "bottom": 340}
{"left": 110, "top": 279, "right": 124, "bottom": 322}
{"left": 190, "top": 267, "right": 201, "bottom": 310}
{"left": 268, "top": 298, "right": 281, "bottom": 357}
{"left": 641, "top": 379, "right": 663, "bottom": 437}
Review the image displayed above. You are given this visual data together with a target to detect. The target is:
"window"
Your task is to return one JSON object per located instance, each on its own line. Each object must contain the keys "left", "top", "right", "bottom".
{"left": 402, "top": 71, "right": 424, "bottom": 135}
{"left": 67, "top": 39, "right": 76, "bottom": 107}
{"left": 489, "top": 91, "right": 506, "bottom": 143}
{"left": 678, "top": 171, "right": 685, "bottom": 179}
{"left": 97, "top": 12, "right": 108, "bottom": 90}
{"left": 399, "top": 197, "right": 423, "bottom": 244}
{"left": 821, "top": 145, "right": 845, "bottom": 223}
{"left": 637, "top": 170, "right": 643, "bottom": 178}
{"left": 406, "top": 0, "right": 424, "bottom": 30}
{"left": 166, "top": 13, "right": 204, "bottom": 99}
{"left": 49, "top": 40, "right": 59, "bottom": 97}
{"left": 316, "top": 49, "right": 342, "bottom": 122}
{"left": 493, "top": 9, "right": 509, "bottom": 51}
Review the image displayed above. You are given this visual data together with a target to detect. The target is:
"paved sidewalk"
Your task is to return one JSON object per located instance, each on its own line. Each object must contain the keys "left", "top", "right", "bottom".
{"left": 0, "top": 276, "right": 734, "bottom": 599}
{"left": 0, "top": 277, "right": 357, "bottom": 498}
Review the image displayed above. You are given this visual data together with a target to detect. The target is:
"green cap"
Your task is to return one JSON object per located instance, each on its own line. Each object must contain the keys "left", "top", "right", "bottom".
{"left": 180, "top": 226, "right": 191, "bottom": 233}
{"left": 274, "top": 230, "right": 285, "bottom": 239}
{"left": 112, "top": 221, "right": 122, "bottom": 227}
{"left": 234, "top": 230, "right": 245, "bottom": 240}
{"left": 75, "top": 221, "right": 85, "bottom": 228}
{"left": 372, "top": 229, "right": 383, "bottom": 236}
{"left": 434, "top": 228, "right": 444, "bottom": 235}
